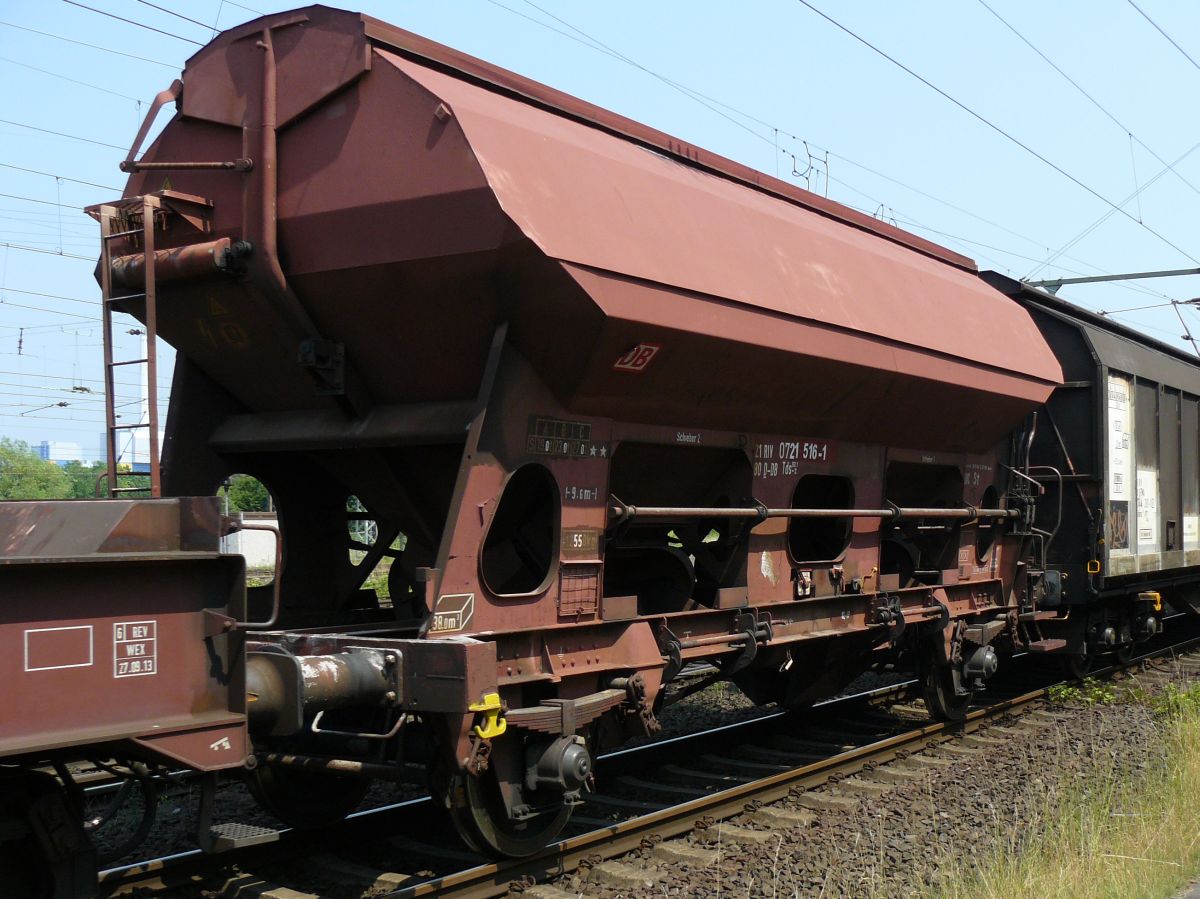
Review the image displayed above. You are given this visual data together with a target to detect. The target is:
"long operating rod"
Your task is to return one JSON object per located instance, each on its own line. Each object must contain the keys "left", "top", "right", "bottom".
{"left": 609, "top": 503, "right": 1019, "bottom": 522}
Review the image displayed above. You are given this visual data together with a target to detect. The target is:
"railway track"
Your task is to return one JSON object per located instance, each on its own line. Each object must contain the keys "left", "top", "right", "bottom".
{"left": 93, "top": 627, "right": 1200, "bottom": 899}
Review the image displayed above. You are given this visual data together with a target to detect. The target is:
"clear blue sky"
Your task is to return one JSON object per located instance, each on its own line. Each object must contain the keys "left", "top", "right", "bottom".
{"left": 2, "top": 0, "right": 1199, "bottom": 461}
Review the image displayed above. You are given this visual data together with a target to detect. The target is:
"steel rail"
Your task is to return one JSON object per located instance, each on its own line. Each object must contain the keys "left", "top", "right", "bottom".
{"left": 385, "top": 635, "right": 1200, "bottom": 899}
{"left": 95, "top": 628, "right": 1199, "bottom": 898}
{"left": 387, "top": 691, "right": 1045, "bottom": 897}
{"left": 94, "top": 677, "right": 917, "bottom": 893}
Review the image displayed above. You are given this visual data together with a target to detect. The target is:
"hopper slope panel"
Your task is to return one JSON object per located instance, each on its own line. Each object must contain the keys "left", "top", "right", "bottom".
{"left": 560, "top": 265, "right": 1052, "bottom": 452}
{"left": 386, "top": 52, "right": 1060, "bottom": 389}
{"left": 287, "top": 252, "right": 513, "bottom": 406}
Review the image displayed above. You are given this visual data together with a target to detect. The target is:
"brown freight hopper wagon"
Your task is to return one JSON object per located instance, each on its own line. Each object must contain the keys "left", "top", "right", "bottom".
{"left": 0, "top": 5, "right": 1193, "bottom": 890}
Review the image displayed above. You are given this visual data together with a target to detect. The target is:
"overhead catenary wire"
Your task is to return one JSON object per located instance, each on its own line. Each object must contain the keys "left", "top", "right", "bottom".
{"left": 975, "top": 0, "right": 1200, "bottom": 202}
{"left": 0, "top": 19, "right": 177, "bottom": 68}
{"left": 220, "top": 0, "right": 264, "bottom": 15}
{"left": 10, "top": 2, "right": 1188, "bottom": 303}
{"left": 20, "top": 401, "right": 71, "bottom": 416}
{"left": 0, "top": 207, "right": 96, "bottom": 227}
{"left": 0, "top": 192, "right": 92, "bottom": 211}
{"left": 0, "top": 56, "right": 145, "bottom": 103}
{"left": 0, "top": 163, "right": 120, "bottom": 192}
{"left": 0, "top": 368, "right": 121, "bottom": 385}
{"left": 502, "top": 0, "right": 783, "bottom": 151}
{"left": 0, "top": 392, "right": 172, "bottom": 408}
{"left": 135, "top": 0, "right": 216, "bottom": 33}
{"left": 0, "top": 410, "right": 120, "bottom": 430}
{"left": 0, "top": 386, "right": 168, "bottom": 405}
{"left": 0, "top": 118, "right": 126, "bottom": 151}
{"left": 0, "top": 237, "right": 94, "bottom": 253}
{"left": 838, "top": 188, "right": 1180, "bottom": 309}
{"left": 495, "top": 0, "right": 838, "bottom": 163}
{"left": 0, "top": 223, "right": 93, "bottom": 237}
{"left": 0, "top": 390, "right": 148, "bottom": 410}
{"left": 516, "top": 0, "right": 778, "bottom": 136}
{"left": 0, "top": 287, "right": 101, "bottom": 308}
{"left": 0, "top": 320, "right": 100, "bottom": 335}
{"left": 0, "top": 208, "right": 98, "bottom": 226}
{"left": 1027, "top": 137, "right": 1200, "bottom": 278}
{"left": 0, "top": 221, "right": 94, "bottom": 237}
{"left": 497, "top": 2, "right": 1200, "bottom": 351}
{"left": 823, "top": 150, "right": 1171, "bottom": 300}
{"left": 60, "top": 0, "right": 203, "bottom": 46}
{"left": 0, "top": 243, "right": 92, "bottom": 262}
{"left": 1095, "top": 300, "right": 1188, "bottom": 316}
{"left": 0, "top": 359, "right": 170, "bottom": 385}
{"left": 0, "top": 296, "right": 99, "bottom": 319}
{"left": 0, "top": 378, "right": 154, "bottom": 397}
{"left": 0, "top": 384, "right": 160, "bottom": 407}
{"left": 0, "top": 237, "right": 96, "bottom": 250}
{"left": 0, "top": 240, "right": 94, "bottom": 254}
{"left": 1125, "top": 0, "right": 1200, "bottom": 72}
{"left": 792, "top": 0, "right": 1199, "bottom": 267}
{"left": 140, "top": 1, "right": 1200, "bottom": 334}
{"left": 496, "top": 0, "right": 1188, "bottom": 301}
{"left": 1129, "top": 134, "right": 1144, "bottom": 223}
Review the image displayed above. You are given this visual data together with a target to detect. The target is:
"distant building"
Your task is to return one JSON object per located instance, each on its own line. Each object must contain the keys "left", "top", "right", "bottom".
{"left": 38, "top": 440, "right": 83, "bottom": 466}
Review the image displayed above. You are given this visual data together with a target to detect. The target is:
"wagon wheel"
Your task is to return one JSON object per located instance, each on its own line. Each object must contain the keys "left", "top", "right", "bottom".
{"left": 431, "top": 743, "right": 572, "bottom": 859}
{"left": 443, "top": 766, "right": 572, "bottom": 859}
{"left": 427, "top": 753, "right": 484, "bottom": 856}
{"left": 248, "top": 763, "right": 370, "bottom": 829}
{"left": 1114, "top": 642, "right": 1135, "bottom": 666}
{"left": 918, "top": 654, "right": 972, "bottom": 722}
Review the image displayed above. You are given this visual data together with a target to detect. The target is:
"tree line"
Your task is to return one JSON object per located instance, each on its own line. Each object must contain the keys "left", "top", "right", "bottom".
{"left": 0, "top": 438, "right": 270, "bottom": 511}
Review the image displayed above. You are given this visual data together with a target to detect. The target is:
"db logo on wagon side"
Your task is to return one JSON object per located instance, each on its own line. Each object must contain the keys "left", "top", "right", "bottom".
{"left": 612, "top": 343, "right": 661, "bottom": 373}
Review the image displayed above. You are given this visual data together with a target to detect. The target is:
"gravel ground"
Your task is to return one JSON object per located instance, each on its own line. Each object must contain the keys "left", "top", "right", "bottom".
{"left": 631, "top": 680, "right": 771, "bottom": 745}
{"left": 634, "top": 667, "right": 908, "bottom": 746}
{"left": 93, "top": 774, "right": 420, "bottom": 867}
{"left": 553, "top": 665, "right": 1183, "bottom": 898}
{"left": 82, "top": 660, "right": 1187, "bottom": 898}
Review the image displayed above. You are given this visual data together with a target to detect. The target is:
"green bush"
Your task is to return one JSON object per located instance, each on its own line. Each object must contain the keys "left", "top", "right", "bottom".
{"left": 1047, "top": 677, "right": 1115, "bottom": 706}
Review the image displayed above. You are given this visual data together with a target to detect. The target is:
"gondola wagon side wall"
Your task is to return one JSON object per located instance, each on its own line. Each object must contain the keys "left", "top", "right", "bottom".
{"left": 985, "top": 271, "right": 1200, "bottom": 602}
{"left": 1099, "top": 369, "right": 1200, "bottom": 579}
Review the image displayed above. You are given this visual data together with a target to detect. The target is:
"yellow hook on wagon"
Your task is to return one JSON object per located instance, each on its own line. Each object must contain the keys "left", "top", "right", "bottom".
{"left": 469, "top": 692, "right": 507, "bottom": 740}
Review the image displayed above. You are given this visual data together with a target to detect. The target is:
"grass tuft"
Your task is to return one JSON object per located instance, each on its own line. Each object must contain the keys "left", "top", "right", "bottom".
{"left": 1047, "top": 677, "right": 1117, "bottom": 706}
{"left": 930, "top": 679, "right": 1200, "bottom": 899}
